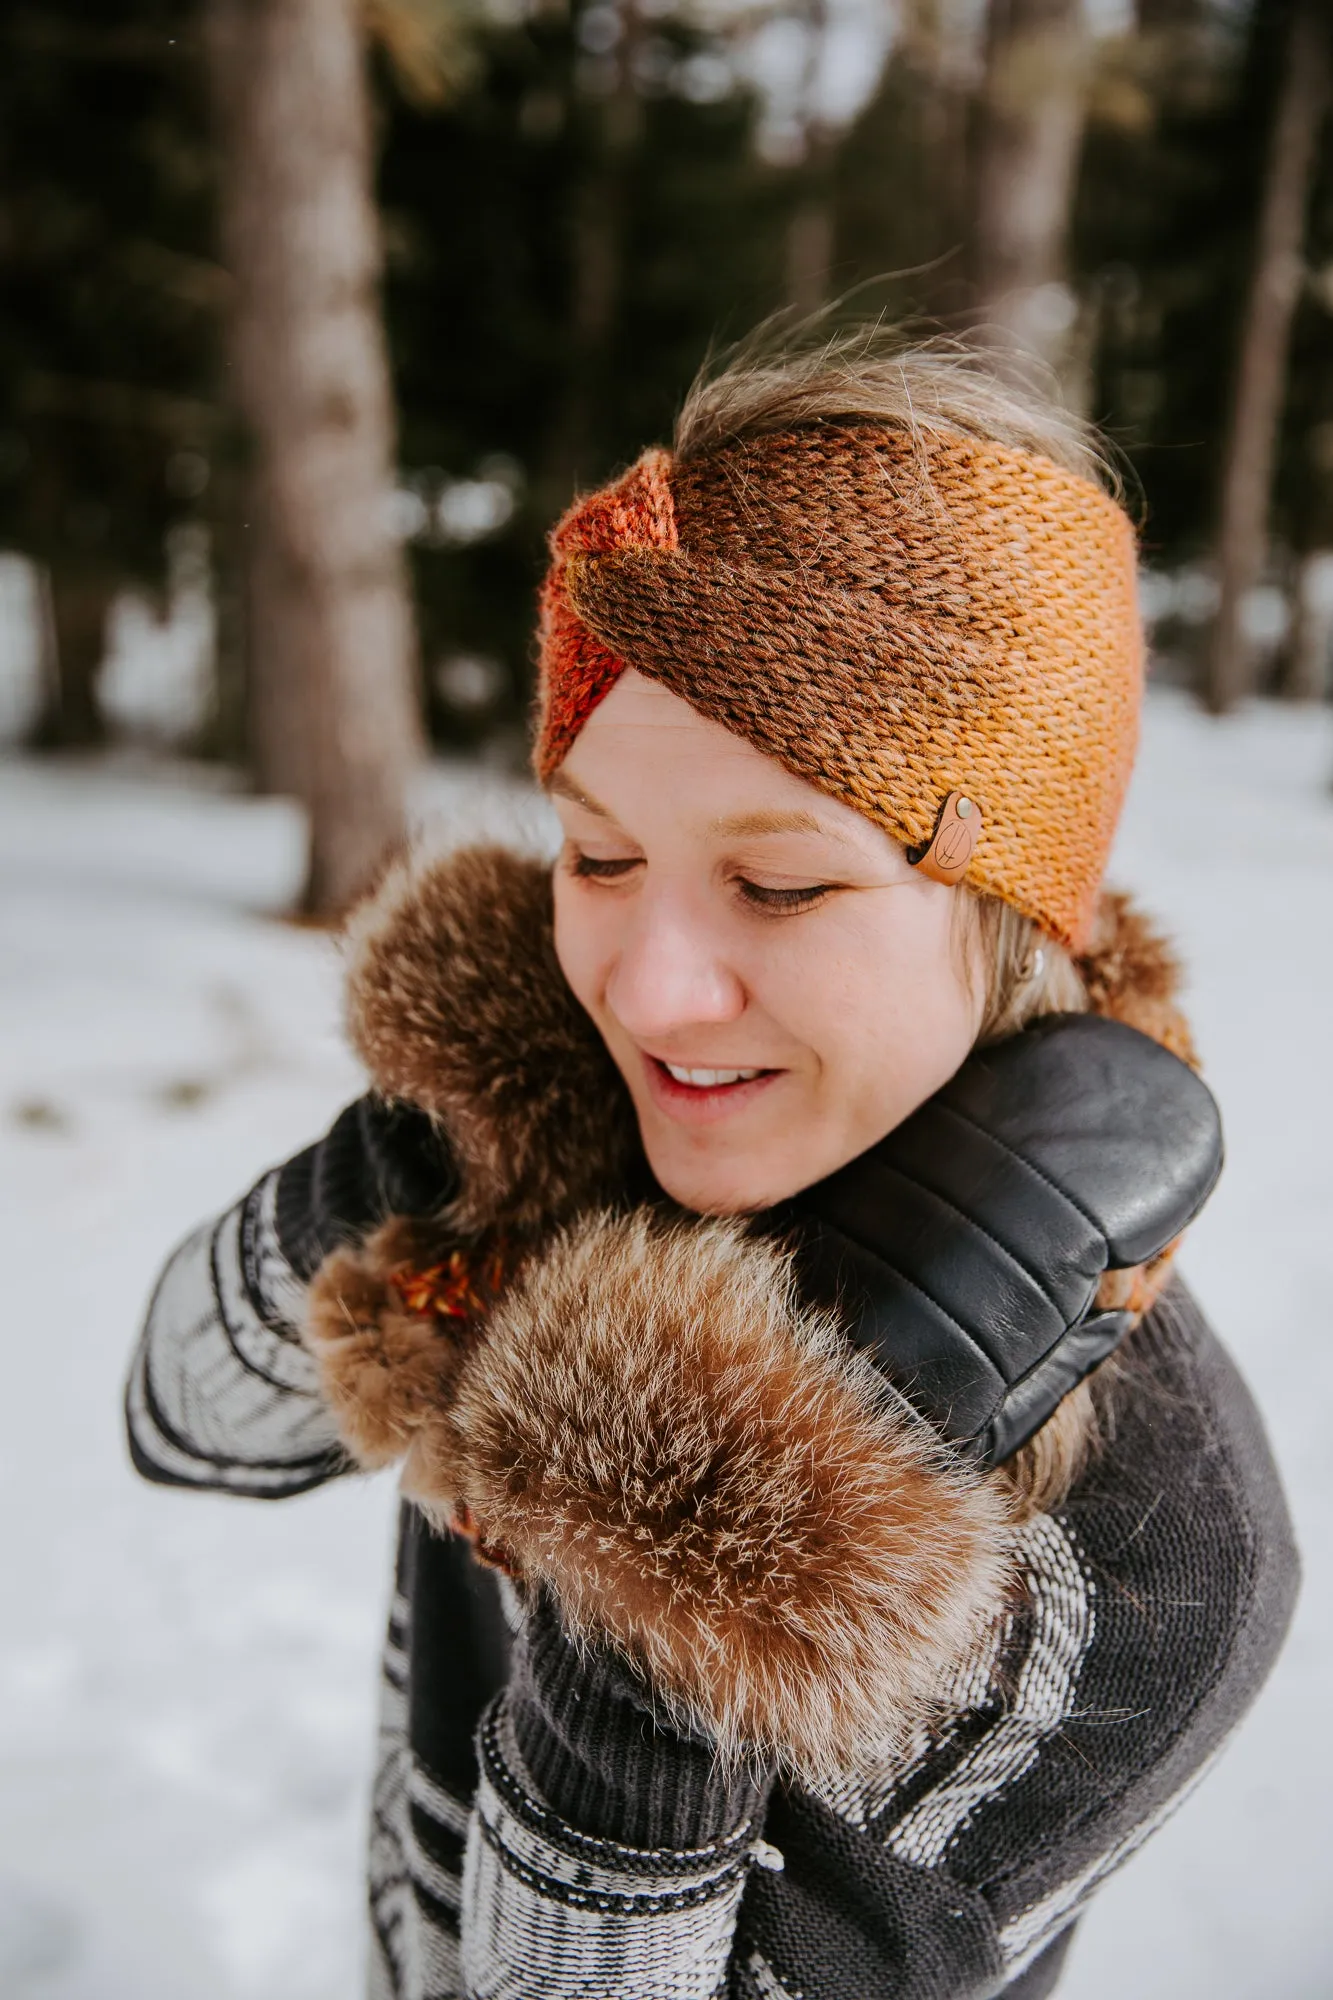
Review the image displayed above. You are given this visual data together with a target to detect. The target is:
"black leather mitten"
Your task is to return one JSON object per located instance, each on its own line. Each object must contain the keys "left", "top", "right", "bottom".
{"left": 272, "top": 1094, "right": 457, "bottom": 1282}
{"left": 778, "top": 1014, "right": 1224, "bottom": 1465}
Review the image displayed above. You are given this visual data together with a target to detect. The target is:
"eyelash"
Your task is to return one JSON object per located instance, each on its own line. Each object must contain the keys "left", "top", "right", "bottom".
{"left": 569, "top": 853, "right": 637, "bottom": 881}
{"left": 568, "top": 852, "right": 832, "bottom": 914}
{"left": 736, "top": 880, "right": 830, "bottom": 912}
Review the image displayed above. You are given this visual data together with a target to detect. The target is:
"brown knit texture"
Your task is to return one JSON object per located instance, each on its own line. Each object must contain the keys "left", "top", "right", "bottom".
{"left": 536, "top": 427, "right": 1144, "bottom": 950}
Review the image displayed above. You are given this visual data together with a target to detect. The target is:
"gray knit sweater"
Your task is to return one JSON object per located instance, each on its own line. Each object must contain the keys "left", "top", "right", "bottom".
{"left": 127, "top": 1133, "right": 1297, "bottom": 2000}
{"left": 125, "top": 846, "right": 1298, "bottom": 1999}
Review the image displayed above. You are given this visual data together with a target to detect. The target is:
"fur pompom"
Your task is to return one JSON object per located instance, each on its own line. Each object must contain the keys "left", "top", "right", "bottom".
{"left": 414, "top": 1210, "right": 1016, "bottom": 1785}
{"left": 1078, "top": 890, "right": 1197, "bottom": 1068}
{"left": 342, "top": 845, "right": 639, "bottom": 1234}
{"left": 305, "top": 1216, "right": 479, "bottom": 1468}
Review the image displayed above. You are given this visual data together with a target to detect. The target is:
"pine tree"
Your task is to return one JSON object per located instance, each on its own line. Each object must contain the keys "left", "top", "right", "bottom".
{"left": 0, "top": 5, "right": 220, "bottom": 746}
{"left": 206, "top": 0, "right": 424, "bottom": 916}
{"left": 375, "top": 0, "right": 787, "bottom": 744}
{"left": 972, "top": 0, "right": 1093, "bottom": 375}
{"left": 1207, "top": 0, "right": 1330, "bottom": 711}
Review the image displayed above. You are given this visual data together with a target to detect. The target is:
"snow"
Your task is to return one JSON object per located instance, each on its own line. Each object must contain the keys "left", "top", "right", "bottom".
{"left": 0, "top": 540, "right": 217, "bottom": 757}
{"left": 1, "top": 698, "right": 1330, "bottom": 1999}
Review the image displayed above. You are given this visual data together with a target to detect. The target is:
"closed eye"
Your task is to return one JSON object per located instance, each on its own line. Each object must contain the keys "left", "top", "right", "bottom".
{"left": 568, "top": 849, "right": 836, "bottom": 910}
{"left": 568, "top": 851, "right": 641, "bottom": 881}
{"left": 736, "top": 879, "right": 834, "bottom": 913}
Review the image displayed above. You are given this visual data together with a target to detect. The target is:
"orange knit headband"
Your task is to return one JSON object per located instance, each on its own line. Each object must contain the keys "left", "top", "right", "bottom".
{"left": 535, "top": 426, "right": 1143, "bottom": 949}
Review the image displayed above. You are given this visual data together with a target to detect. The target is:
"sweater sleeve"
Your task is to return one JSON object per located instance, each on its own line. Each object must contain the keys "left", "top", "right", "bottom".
{"left": 125, "top": 1096, "right": 455, "bottom": 1497}
{"left": 459, "top": 1590, "right": 774, "bottom": 2000}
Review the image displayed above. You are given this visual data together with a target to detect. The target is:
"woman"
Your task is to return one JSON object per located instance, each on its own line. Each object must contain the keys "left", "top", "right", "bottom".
{"left": 127, "top": 334, "right": 1297, "bottom": 2000}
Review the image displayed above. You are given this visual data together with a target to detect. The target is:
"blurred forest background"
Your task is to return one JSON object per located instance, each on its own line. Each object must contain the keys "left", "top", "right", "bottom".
{"left": 1, "top": 0, "right": 1331, "bottom": 912}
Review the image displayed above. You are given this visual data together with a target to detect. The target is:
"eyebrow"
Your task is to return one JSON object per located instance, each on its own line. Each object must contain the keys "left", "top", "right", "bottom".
{"left": 709, "top": 808, "right": 845, "bottom": 841}
{"left": 546, "top": 770, "right": 613, "bottom": 817}
{"left": 547, "top": 775, "right": 854, "bottom": 847}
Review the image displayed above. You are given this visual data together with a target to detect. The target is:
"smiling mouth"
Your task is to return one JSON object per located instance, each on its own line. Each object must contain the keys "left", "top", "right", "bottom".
{"left": 661, "top": 1062, "right": 764, "bottom": 1087}
{"left": 642, "top": 1053, "right": 783, "bottom": 1118}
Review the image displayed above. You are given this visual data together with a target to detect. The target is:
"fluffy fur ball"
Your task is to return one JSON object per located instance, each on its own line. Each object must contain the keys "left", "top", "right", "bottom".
{"left": 414, "top": 1210, "right": 1017, "bottom": 1785}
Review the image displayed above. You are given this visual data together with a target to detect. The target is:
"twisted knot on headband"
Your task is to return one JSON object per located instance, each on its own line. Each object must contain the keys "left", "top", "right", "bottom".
{"left": 536, "top": 426, "right": 1143, "bottom": 949}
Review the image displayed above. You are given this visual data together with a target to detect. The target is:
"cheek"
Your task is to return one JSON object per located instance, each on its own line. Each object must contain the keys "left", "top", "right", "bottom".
{"left": 551, "top": 880, "right": 595, "bottom": 1010}
{"left": 552, "top": 878, "right": 623, "bottom": 1027}
{"left": 783, "top": 894, "right": 980, "bottom": 1112}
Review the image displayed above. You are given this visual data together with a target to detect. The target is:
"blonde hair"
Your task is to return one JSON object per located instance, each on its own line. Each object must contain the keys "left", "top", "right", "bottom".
{"left": 965, "top": 894, "right": 1088, "bottom": 1042}
{"left": 677, "top": 317, "right": 1121, "bottom": 1517}
{"left": 675, "top": 316, "right": 1124, "bottom": 498}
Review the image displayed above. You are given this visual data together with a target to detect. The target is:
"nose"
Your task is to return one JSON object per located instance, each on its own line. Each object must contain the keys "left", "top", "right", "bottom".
{"left": 604, "top": 888, "right": 746, "bottom": 1044}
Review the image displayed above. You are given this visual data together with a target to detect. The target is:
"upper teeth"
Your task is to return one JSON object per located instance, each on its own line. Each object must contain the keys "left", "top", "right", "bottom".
{"left": 664, "top": 1064, "right": 762, "bottom": 1087}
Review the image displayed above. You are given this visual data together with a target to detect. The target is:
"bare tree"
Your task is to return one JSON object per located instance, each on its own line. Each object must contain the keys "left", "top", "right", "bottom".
{"left": 1134, "top": 0, "right": 1202, "bottom": 25}
{"left": 206, "top": 0, "right": 424, "bottom": 916}
{"left": 42, "top": 570, "right": 114, "bottom": 748}
{"left": 541, "top": 1, "right": 646, "bottom": 510}
{"left": 1283, "top": 551, "right": 1333, "bottom": 701}
{"left": 972, "top": 0, "right": 1092, "bottom": 373}
{"left": 1206, "top": 0, "right": 1330, "bottom": 715}
{"left": 786, "top": 0, "right": 834, "bottom": 315}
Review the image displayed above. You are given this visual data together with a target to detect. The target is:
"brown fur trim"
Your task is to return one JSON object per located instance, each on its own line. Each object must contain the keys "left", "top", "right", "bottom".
{"left": 1077, "top": 889, "right": 1197, "bottom": 1068}
{"left": 1076, "top": 894, "right": 1195, "bottom": 1327}
{"left": 342, "top": 845, "right": 639, "bottom": 1236}
{"left": 304, "top": 1216, "right": 483, "bottom": 1468}
{"left": 407, "top": 1210, "right": 1016, "bottom": 1784}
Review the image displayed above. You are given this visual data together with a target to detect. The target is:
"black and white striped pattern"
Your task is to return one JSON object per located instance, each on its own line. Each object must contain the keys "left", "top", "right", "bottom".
{"left": 787, "top": 1499, "right": 1240, "bottom": 1988}
{"left": 889, "top": 1515, "right": 1095, "bottom": 1873}
{"left": 126, "top": 1171, "right": 344, "bottom": 1496}
{"left": 368, "top": 1591, "right": 460, "bottom": 2000}
{"left": 737, "top": 1951, "right": 803, "bottom": 2000}
{"left": 367, "top": 1581, "right": 766, "bottom": 2000}
{"left": 460, "top": 1703, "right": 759, "bottom": 2000}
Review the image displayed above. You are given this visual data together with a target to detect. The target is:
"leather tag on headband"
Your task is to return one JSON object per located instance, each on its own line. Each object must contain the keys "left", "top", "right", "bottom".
{"left": 910, "top": 792, "right": 982, "bottom": 885}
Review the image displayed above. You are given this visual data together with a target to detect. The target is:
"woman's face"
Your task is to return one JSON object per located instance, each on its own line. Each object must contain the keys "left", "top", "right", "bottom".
{"left": 550, "top": 670, "right": 986, "bottom": 1214}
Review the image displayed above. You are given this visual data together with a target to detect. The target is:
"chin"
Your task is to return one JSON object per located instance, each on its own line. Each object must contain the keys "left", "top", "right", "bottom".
{"left": 642, "top": 1140, "right": 798, "bottom": 1218}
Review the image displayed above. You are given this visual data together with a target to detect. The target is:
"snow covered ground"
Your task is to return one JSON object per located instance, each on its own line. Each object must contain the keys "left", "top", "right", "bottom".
{"left": 1, "top": 695, "right": 1330, "bottom": 2000}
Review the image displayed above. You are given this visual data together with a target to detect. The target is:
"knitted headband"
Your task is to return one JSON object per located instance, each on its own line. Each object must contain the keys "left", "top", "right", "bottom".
{"left": 535, "top": 425, "right": 1143, "bottom": 949}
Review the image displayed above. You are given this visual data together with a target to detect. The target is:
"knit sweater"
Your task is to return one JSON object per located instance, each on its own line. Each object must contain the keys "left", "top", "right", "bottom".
{"left": 125, "top": 850, "right": 1299, "bottom": 2000}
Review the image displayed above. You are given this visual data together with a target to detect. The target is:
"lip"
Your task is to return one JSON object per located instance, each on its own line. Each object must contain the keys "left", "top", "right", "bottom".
{"left": 640, "top": 1052, "right": 785, "bottom": 1127}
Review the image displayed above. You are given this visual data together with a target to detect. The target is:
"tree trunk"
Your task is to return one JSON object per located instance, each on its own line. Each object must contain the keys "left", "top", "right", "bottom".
{"left": 199, "top": 435, "right": 251, "bottom": 765}
{"left": 785, "top": 0, "right": 834, "bottom": 315}
{"left": 1280, "top": 548, "right": 1333, "bottom": 700}
{"left": 786, "top": 196, "right": 834, "bottom": 318}
{"left": 1206, "top": 1, "right": 1330, "bottom": 715}
{"left": 1134, "top": 0, "right": 1203, "bottom": 27}
{"left": 972, "top": 0, "right": 1092, "bottom": 373}
{"left": 205, "top": 0, "right": 423, "bottom": 917}
{"left": 44, "top": 568, "right": 114, "bottom": 749}
{"left": 540, "top": 2, "right": 644, "bottom": 512}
